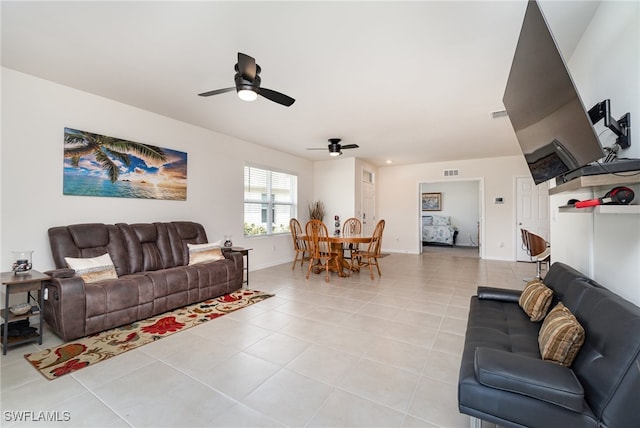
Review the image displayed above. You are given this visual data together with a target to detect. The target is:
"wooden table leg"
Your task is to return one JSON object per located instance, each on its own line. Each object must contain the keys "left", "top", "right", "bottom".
{"left": 331, "top": 242, "right": 352, "bottom": 277}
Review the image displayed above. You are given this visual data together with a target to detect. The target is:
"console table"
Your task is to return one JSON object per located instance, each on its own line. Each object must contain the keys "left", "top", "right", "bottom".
{"left": 1, "top": 270, "right": 50, "bottom": 354}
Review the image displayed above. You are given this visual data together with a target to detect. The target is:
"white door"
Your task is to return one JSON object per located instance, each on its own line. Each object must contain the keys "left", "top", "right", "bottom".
{"left": 516, "top": 177, "right": 550, "bottom": 261}
{"left": 361, "top": 170, "right": 376, "bottom": 236}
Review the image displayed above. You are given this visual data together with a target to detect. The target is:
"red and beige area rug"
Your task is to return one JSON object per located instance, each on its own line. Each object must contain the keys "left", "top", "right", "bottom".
{"left": 25, "top": 289, "right": 273, "bottom": 380}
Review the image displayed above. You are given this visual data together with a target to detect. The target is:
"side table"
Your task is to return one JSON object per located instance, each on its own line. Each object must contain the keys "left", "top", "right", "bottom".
{"left": 1, "top": 270, "right": 50, "bottom": 355}
{"left": 222, "top": 247, "right": 252, "bottom": 287}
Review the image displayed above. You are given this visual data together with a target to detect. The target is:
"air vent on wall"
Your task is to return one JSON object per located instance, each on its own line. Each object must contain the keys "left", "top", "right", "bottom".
{"left": 443, "top": 169, "right": 459, "bottom": 177}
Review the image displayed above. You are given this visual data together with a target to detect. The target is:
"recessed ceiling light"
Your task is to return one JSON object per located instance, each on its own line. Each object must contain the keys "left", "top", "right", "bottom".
{"left": 386, "top": 160, "right": 393, "bottom": 164}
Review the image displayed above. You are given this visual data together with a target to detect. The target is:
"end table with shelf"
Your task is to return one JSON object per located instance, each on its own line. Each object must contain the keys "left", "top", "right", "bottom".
{"left": 1, "top": 270, "right": 50, "bottom": 355}
{"left": 222, "top": 247, "right": 252, "bottom": 287}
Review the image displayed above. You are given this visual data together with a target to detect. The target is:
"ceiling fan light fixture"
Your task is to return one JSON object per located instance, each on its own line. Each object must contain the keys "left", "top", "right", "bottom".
{"left": 328, "top": 143, "right": 342, "bottom": 156}
{"left": 237, "top": 88, "right": 258, "bottom": 102}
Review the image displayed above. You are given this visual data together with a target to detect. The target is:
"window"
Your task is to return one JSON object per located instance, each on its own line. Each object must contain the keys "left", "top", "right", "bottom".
{"left": 244, "top": 166, "right": 297, "bottom": 236}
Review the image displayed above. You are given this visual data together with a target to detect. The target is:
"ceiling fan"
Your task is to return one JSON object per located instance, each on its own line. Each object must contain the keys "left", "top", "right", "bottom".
{"left": 307, "top": 138, "right": 359, "bottom": 157}
{"left": 198, "top": 52, "right": 295, "bottom": 107}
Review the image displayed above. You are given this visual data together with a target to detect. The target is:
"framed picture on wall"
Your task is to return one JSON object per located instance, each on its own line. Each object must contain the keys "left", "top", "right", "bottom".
{"left": 63, "top": 127, "right": 188, "bottom": 201}
{"left": 422, "top": 192, "right": 442, "bottom": 211}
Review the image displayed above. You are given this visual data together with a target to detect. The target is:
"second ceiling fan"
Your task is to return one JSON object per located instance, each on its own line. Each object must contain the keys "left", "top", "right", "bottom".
{"left": 307, "top": 138, "right": 359, "bottom": 157}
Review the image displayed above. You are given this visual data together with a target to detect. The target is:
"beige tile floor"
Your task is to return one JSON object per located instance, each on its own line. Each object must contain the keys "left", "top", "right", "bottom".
{"left": 1, "top": 248, "right": 536, "bottom": 427}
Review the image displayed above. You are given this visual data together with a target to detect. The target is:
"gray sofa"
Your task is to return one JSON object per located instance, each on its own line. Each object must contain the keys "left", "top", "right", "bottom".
{"left": 44, "top": 221, "right": 243, "bottom": 341}
{"left": 458, "top": 262, "right": 640, "bottom": 428}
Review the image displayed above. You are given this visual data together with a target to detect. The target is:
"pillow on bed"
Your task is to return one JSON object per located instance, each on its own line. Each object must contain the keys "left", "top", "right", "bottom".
{"left": 432, "top": 215, "right": 451, "bottom": 226}
{"left": 423, "top": 216, "right": 433, "bottom": 225}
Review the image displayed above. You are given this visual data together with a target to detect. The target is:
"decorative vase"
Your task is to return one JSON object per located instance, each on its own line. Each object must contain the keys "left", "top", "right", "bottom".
{"left": 12, "top": 250, "right": 33, "bottom": 274}
{"left": 223, "top": 235, "right": 233, "bottom": 247}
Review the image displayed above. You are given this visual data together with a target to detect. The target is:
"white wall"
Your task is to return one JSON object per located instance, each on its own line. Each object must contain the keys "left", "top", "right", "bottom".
{"left": 378, "top": 155, "right": 530, "bottom": 259}
{"left": 0, "top": 68, "right": 314, "bottom": 273}
{"left": 420, "top": 180, "right": 480, "bottom": 247}
{"left": 311, "top": 157, "right": 380, "bottom": 236}
{"left": 313, "top": 157, "right": 356, "bottom": 229}
{"left": 548, "top": 0, "right": 640, "bottom": 306}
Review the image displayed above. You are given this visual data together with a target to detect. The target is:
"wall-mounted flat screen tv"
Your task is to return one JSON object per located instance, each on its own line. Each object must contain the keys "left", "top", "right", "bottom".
{"left": 503, "top": 0, "right": 604, "bottom": 185}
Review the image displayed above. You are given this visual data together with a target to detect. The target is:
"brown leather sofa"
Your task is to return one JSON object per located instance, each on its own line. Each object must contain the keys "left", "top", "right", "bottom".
{"left": 44, "top": 221, "right": 243, "bottom": 341}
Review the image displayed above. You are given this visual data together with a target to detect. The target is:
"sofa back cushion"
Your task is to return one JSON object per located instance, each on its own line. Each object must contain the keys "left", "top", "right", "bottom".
{"left": 49, "top": 221, "right": 211, "bottom": 276}
{"left": 166, "top": 222, "right": 209, "bottom": 266}
{"left": 569, "top": 286, "right": 640, "bottom": 427}
{"left": 545, "top": 263, "right": 640, "bottom": 427}
{"left": 117, "top": 223, "right": 176, "bottom": 273}
{"left": 48, "top": 223, "right": 131, "bottom": 276}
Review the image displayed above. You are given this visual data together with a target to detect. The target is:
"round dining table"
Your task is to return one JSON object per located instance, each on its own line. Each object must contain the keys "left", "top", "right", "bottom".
{"left": 300, "top": 233, "right": 373, "bottom": 277}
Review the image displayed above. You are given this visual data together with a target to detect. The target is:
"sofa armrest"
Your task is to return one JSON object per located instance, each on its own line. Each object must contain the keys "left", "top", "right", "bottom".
{"left": 44, "top": 268, "right": 76, "bottom": 279}
{"left": 43, "top": 276, "right": 87, "bottom": 341}
{"left": 223, "top": 251, "right": 244, "bottom": 287}
{"left": 474, "top": 347, "right": 584, "bottom": 412}
{"left": 477, "top": 286, "right": 521, "bottom": 302}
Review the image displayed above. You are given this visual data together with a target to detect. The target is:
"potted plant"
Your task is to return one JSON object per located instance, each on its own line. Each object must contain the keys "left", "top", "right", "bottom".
{"left": 308, "top": 201, "right": 325, "bottom": 221}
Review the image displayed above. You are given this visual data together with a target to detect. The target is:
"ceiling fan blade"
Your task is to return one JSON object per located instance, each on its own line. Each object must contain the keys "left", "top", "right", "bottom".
{"left": 238, "top": 52, "right": 256, "bottom": 81}
{"left": 341, "top": 144, "right": 359, "bottom": 149}
{"left": 259, "top": 87, "right": 296, "bottom": 107}
{"left": 198, "top": 87, "right": 235, "bottom": 97}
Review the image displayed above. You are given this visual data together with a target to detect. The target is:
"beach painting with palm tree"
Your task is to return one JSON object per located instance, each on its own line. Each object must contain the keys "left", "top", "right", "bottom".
{"left": 63, "top": 127, "right": 187, "bottom": 200}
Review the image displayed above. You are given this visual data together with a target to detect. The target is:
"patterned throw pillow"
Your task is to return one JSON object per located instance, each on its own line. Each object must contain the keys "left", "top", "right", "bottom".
{"left": 432, "top": 215, "right": 451, "bottom": 226}
{"left": 519, "top": 280, "right": 554, "bottom": 322}
{"left": 65, "top": 253, "right": 118, "bottom": 283}
{"left": 539, "top": 302, "right": 585, "bottom": 367}
{"left": 187, "top": 242, "right": 224, "bottom": 265}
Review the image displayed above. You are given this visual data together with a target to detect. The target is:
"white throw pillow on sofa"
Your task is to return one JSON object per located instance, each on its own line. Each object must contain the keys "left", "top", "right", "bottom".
{"left": 187, "top": 242, "right": 224, "bottom": 265}
{"left": 65, "top": 253, "right": 118, "bottom": 283}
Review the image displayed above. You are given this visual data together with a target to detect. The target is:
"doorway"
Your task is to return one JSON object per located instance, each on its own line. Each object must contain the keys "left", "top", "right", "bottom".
{"left": 419, "top": 179, "right": 483, "bottom": 258}
{"left": 361, "top": 169, "right": 376, "bottom": 236}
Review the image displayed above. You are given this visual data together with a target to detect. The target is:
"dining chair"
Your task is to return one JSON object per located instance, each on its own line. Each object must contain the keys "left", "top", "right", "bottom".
{"left": 352, "top": 219, "right": 385, "bottom": 280}
{"left": 341, "top": 217, "right": 362, "bottom": 261}
{"left": 289, "top": 218, "right": 308, "bottom": 270}
{"left": 305, "top": 219, "right": 339, "bottom": 282}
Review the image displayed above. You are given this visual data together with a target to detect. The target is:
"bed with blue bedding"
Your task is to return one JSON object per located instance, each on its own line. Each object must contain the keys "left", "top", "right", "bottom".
{"left": 422, "top": 215, "right": 458, "bottom": 246}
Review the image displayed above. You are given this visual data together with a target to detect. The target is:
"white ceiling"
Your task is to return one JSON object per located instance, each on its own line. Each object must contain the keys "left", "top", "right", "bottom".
{"left": 1, "top": 1, "right": 599, "bottom": 166}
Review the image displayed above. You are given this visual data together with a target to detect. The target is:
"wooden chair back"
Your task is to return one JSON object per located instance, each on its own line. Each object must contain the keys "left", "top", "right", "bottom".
{"left": 368, "top": 219, "right": 385, "bottom": 256}
{"left": 290, "top": 218, "right": 304, "bottom": 249}
{"left": 305, "top": 219, "right": 331, "bottom": 257}
{"left": 342, "top": 217, "right": 362, "bottom": 236}
{"left": 290, "top": 218, "right": 309, "bottom": 269}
